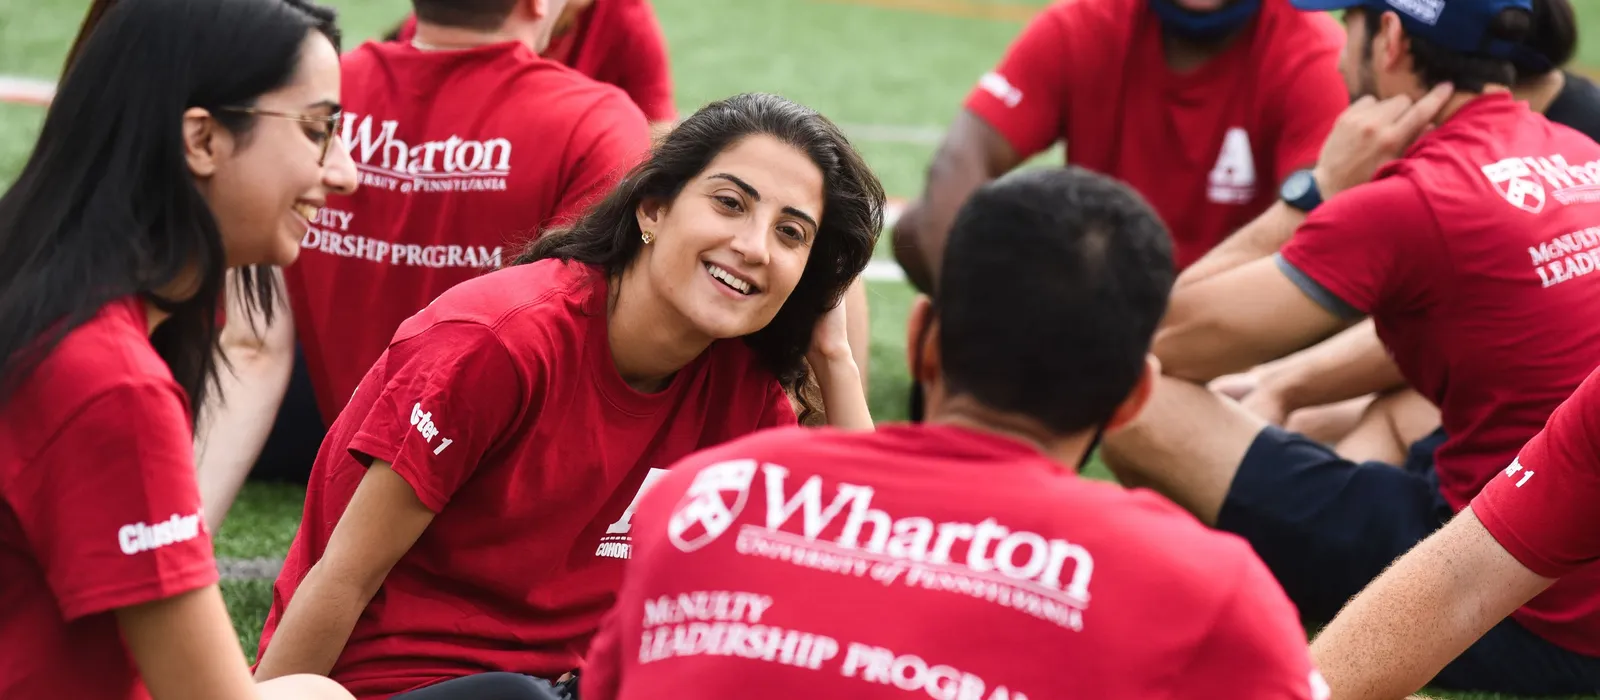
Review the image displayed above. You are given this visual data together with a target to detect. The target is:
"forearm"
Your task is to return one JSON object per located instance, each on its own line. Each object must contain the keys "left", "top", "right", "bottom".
{"left": 1311, "top": 510, "right": 1552, "bottom": 700}
{"left": 1176, "top": 202, "right": 1305, "bottom": 291}
{"left": 252, "top": 563, "right": 373, "bottom": 681}
{"left": 1259, "top": 319, "right": 1404, "bottom": 413}
{"left": 195, "top": 343, "right": 293, "bottom": 531}
{"left": 812, "top": 352, "right": 873, "bottom": 431}
{"left": 892, "top": 156, "right": 997, "bottom": 294}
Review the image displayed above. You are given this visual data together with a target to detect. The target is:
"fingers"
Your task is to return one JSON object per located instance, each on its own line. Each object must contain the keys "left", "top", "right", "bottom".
{"left": 1390, "top": 82, "right": 1455, "bottom": 140}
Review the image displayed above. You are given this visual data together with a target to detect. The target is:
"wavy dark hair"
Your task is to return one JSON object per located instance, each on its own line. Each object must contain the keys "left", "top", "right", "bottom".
{"left": 0, "top": 0, "right": 340, "bottom": 420}
{"left": 514, "top": 93, "right": 885, "bottom": 422}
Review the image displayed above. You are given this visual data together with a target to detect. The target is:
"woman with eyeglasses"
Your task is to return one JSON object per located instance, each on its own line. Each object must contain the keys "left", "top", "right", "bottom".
{"left": 0, "top": 0, "right": 357, "bottom": 698}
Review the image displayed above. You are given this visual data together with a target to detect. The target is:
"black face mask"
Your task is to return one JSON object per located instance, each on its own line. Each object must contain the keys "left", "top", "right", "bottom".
{"left": 908, "top": 305, "right": 1106, "bottom": 474}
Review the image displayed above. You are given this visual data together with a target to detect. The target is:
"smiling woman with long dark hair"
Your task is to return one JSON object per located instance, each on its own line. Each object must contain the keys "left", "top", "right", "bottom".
{"left": 0, "top": 0, "right": 359, "bottom": 698}
{"left": 253, "top": 92, "right": 883, "bottom": 700}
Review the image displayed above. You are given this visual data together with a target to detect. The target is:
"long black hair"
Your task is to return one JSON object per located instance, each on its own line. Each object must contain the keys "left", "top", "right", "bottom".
{"left": 514, "top": 93, "right": 885, "bottom": 421}
{"left": 0, "top": 0, "right": 340, "bottom": 420}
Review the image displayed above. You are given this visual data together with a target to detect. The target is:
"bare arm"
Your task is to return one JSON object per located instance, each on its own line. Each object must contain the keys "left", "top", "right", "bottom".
{"left": 890, "top": 111, "right": 1024, "bottom": 294}
{"left": 1156, "top": 257, "right": 1352, "bottom": 383}
{"left": 809, "top": 294, "right": 873, "bottom": 431}
{"left": 845, "top": 277, "right": 871, "bottom": 394}
{"left": 196, "top": 267, "right": 296, "bottom": 532}
{"left": 1254, "top": 319, "right": 1405, "bottom": 415}
{"left": 118, "top": 584, "right": 354, "bottom": 700}
{"left": 1311, "top": 508, "right": 1554, "bottom": 700}
{"left": 1176, "top": 202, "right": 1309, "bottom": 291}
{"left": 253, "top": 461, "right": 435, "bottom": 681}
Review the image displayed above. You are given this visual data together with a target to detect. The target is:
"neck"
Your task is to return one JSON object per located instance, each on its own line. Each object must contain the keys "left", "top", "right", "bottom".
{"left": 1161, "top": 29, "right": 1242, "bottom": 73}
{"left": 928, "top": 396, "right": 1097, "bottom": 472}
{"left": 143, "top": 299, "right": 169, "bottom": 336}
{"left": 412, "top": 20, "right": 542, "bottom": 53}
{"left": 1432, "top": 85, "right": 1509, "bottom": 124}
{"left": 607, "top": 266, "right": 715, "bottom": 393}
{"left": 1514, "top": 71, "right": 1566, "bottom": 114}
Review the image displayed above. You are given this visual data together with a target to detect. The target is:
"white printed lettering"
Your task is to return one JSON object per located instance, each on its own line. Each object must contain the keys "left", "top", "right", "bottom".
{"left": 117, "top": 511, "right": 205, "bottom": 555}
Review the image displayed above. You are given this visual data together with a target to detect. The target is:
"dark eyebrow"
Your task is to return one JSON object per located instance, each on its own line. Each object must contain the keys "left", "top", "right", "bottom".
{"left": 710, "top": 173, "right": 819, "bottom": 230}
{"left": 306, "top": 99, "right": 341, "bottom": 113}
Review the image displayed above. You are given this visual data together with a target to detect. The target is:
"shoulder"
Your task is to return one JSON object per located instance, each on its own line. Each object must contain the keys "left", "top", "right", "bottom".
{"left": 394, "top": 259, "right": 603, "bottom": 352}
{"left": 1059, "top": 484, "right": 1272, "bottom": 588}
{"left": 506, "top": 59, "right": 641, "bottom": 118}
{"left": 338, "top": 40, "right": 388, "bottom": 76}
{"left": 8, "top": 299, "right": 188, "bottom": 433}
{"left": 1253, "top": 1, "right": 1344, "bottom": 80}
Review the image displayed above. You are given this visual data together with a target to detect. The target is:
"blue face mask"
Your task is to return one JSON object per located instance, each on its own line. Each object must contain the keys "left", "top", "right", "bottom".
{"left": 1148, "top": 0, "right": 1262, "bottom": 42}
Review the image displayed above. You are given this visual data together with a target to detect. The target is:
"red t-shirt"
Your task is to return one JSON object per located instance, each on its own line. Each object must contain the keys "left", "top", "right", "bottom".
{"left": 259, "top": 260, "right": 797, "bottom": 699}
{"left": 286, "top": 40, "right": 651, "bottom": 424}
{"left": 963, "top": 0, "right": 1345, "bottom": 270}
{"left": 1279, "top": 94, "right": 1600, "bottom": 513}
{"left": 0, "top": 298, "right": 217, "bottom": 699}
{"left": 396, "top": 0, "right": 676, "bottom": 122}
{"left": 581, "top": 424, "right": 1329, "bottom": 700}
{"left": 1473, "top": 366, "right": 1600, "bottom": 656}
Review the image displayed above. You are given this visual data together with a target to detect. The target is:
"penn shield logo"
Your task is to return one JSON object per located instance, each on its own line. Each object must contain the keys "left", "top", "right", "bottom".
{"left": 668, "top": 459, "right": 759, "bottom": 552}
{"left": 1483, "top": 158, "right": 1548, "bottom": 214}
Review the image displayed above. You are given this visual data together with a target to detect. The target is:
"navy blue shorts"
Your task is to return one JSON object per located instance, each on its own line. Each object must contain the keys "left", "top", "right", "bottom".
{"left": 1219, "top": 426, "right": 1600, "bottom": 695}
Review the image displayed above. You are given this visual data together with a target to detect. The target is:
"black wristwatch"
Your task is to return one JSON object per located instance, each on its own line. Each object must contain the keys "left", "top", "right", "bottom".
{"left": 1280, "top": 168, "right": 1324, "bottom": 213}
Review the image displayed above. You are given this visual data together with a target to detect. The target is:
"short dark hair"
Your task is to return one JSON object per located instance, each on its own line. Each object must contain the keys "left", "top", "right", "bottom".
{"left": 515, "top": 93, "right": 885, "bottom": 423}
{"left": 0, "top": 0, "right": 341, "bottom": 419}
{"left": 1362, "top": 7, "right": 1533, "bottom": 93}
{"left": 936, "top": 167, "right": 1175, "bottom": 434}
{"left": 1514, "top": 0, "right": 1577, "bottom": 82}
{"left": 413, "top": 0, "right": 518, "bottom": 31}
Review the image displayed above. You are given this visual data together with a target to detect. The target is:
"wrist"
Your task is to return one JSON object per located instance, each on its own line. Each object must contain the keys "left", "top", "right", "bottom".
{"left": 1310, "top": 166, "right": 1343, "bottom": 202}
{"left": 808, "top": 349, "right": 859, "bottom": 379}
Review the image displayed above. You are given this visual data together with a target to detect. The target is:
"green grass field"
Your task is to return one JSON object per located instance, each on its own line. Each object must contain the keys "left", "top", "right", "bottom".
{"left": 5, "top": 1, "right": 1600, "bottom": 698}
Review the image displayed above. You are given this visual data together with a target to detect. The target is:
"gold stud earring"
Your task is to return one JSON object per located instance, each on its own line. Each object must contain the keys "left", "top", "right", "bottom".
{"left": 641, "top": 230, "right": 654, "bottom": 245}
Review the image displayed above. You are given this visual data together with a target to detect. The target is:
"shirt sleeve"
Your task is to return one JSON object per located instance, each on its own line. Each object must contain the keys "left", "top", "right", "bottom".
{"left": 609, "top": 0, "right": 676, "bottom": 123}
{"left": 8, "top": 382, "right": 218, "bottom": 622}
{"left": 552, "top": 95, "right": 652, "bottom": 227}
{"left": 761, "top": 380, "right": 799, "bottom": 429}
{"left": 347, "top": 321, "right": 527, "bottom": 513}
{"left": 1276, "top": 175, "right": 1447, "bottom": 317}
{"left": 960, "top": 6, "right": 1075, "bottom": 159}
{"left": 1181, "top": 548, "right": 1328, "bottom": 699}
{"left": 1472, "top": 367, "right": 1600, "bottom": 579}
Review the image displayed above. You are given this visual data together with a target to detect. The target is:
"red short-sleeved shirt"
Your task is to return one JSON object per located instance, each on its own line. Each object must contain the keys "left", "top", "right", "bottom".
{"left": 0, "top": 298, "right": 218, "bottom": 699}
{"left": 396, "top": 0, "right": 676, "bottom": 122}
{"left": 1279, "top": 94, "right": 1600, "bottom": 513}
{"left": 1474, "top": 366, "right": 1600, "bottom": 656}
{"left": 286, "top": 40, "right": 651, "bottom": 424}
{"left": 582, "top": 424, "right": 1329, "bottom": 700}
{"left": 963, "top": 0, "right": 1346, "bottom": 270}
{"left": 260, "top": 260, "right": 796, "bottom": 699}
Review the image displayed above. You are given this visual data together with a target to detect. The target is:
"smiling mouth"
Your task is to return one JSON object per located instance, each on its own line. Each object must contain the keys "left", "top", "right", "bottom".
{"left": 705, "top": 262, "right": 756, "bottom": 295}
{"left": 293, "top": 202, "right": 319, "bottom": 223}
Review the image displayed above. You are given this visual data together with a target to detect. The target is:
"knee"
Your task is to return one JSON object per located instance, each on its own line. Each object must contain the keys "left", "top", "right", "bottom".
{"left": 256, "top": 674, "right": 355, "bottom": 700}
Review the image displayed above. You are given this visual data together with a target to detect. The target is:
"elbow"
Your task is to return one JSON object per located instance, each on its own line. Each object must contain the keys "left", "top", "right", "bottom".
{"left": 1151, "top": 309, "right": 1240, "bottom": 384}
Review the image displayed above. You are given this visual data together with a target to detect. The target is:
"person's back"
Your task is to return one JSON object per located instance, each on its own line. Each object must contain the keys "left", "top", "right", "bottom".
{"left": 1281, "top": 95, "right": 1600, "bottom": 509}
{"left": 585, "top": 424, "right": 1325, "bottom": 699}
{"left": 583, "top": 166, "right": 1327, "bottom": 700}
{"left": 287, "top": 1, "right": 651, "bottom": 424}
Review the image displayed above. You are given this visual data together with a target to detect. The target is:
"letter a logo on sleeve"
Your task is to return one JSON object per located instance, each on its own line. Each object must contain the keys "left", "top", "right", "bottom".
{"left": 668, "top": 459, "right": 759, "bottom": 553}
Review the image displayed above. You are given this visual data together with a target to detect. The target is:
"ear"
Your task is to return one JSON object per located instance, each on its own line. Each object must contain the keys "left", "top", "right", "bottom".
{"left": 1378, "top": 11, "right": 1410, "bottom": 72}
{"left": 903, "top": 294, "right": 941, "bottom": 384}
{"left": 635, "top": 196, "right": 668, "bottom": 236}
{"left": 1104, "top": 354, "right": 1160, "bottom": 433}
{"left": 182, "top": 107, "right": 223, "bottom": 179}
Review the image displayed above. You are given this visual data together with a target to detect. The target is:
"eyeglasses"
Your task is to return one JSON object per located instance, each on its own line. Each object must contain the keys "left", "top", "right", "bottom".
{"left": 216, "top": 106, "right": 344, "bottom": 165}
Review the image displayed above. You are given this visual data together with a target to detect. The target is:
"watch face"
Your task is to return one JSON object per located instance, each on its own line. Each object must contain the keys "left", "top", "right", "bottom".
{"left": 1283, "top": 171, "right": 1312, "bottom": 200}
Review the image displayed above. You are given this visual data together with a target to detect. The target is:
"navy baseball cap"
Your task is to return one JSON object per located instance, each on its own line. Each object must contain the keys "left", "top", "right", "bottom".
{"left": 1290, "top": 0, "right": 1534, "bottom": 60}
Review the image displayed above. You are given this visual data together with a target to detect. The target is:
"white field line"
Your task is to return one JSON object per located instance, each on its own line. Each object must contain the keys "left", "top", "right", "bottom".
{"left": 0, "top": 76, "right": 55, "bottom": 106}
{"left": 0, "top": 74, "right": 915, "bottom": 284}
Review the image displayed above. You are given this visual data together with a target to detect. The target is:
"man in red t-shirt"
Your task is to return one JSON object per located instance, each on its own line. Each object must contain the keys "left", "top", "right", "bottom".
{"left": 1308, "top": 365, "right": 1600, "bottom": 699}
{"left": 581, "top": 167, "right": 1330, "bottom": 700}
{"left": 891, "top": 0, "right": 1347, "bottom": 294}
{"left": 391, "top": 0, "right": 677, "bottom": 127}
{"left": 1095, "top": 0, "right": 1600, "bottom": 694}
{"left": 195, "top": 0, "right": 653, "bottom": 527}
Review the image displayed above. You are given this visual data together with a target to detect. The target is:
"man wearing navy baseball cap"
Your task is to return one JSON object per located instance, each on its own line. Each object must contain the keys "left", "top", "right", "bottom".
{"left": 1092, "top": 0, "right": 1600, "bottom": 695}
